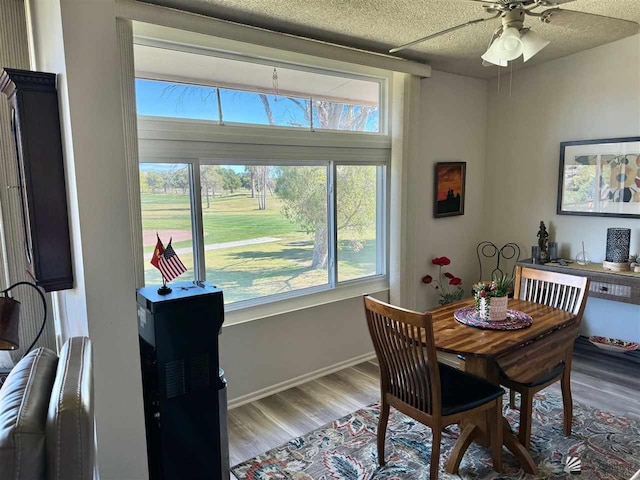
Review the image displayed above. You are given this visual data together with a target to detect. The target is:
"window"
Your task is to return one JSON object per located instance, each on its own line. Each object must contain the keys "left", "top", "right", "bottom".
{"left": 135, "top": 43, "right": 389, "bottom": 308}
{"left": 138, "top": 161, "right": 385, "bottom": 305}
{"left": 336, "top": 165, "right": 382, "bottom": 282}
{"left": 200, "top": 165, "right": 328, "bottom": 303}
{"left": 140, "top": 163, "right": 196, "bottom": 285}
{"left": 134, "top": 43, "right": 382, "bottom": 133}
{"left": 135, "top": 79, "right": 219, "bottom": 121}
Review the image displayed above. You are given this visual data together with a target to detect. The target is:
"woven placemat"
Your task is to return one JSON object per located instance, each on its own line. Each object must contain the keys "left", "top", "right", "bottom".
{"left": 454, "top": 306, "right": 532, "bottom": 330}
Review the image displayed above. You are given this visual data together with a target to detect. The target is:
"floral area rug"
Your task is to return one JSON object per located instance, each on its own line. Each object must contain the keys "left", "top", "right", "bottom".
{"left": 231, "top": 391, "right": 640, "bottom": 479}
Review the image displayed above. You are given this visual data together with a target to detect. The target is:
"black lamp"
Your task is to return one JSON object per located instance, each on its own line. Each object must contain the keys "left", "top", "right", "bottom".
{"left": 0, "top": 281, "right": 47, "bottom": 354}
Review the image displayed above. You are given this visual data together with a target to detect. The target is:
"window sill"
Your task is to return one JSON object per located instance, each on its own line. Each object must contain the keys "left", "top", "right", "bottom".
{"left": 222, "top": 277, "right": 389, "bottom": 328}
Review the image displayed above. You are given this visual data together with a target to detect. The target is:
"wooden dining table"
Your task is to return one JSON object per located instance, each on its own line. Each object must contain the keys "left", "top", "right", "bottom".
{"left": 429, "top": 297, "right": 577, "bottom": 475}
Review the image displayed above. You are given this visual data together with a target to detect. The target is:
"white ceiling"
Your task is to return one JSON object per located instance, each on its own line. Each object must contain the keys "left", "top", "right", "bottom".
{"left": 140, "top": 0, "right": 640, "bottom": 78}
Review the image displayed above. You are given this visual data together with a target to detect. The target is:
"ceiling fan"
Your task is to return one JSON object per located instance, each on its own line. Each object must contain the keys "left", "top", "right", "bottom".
{"left": 390, "top": 0, "right": 640, "bottom": 67}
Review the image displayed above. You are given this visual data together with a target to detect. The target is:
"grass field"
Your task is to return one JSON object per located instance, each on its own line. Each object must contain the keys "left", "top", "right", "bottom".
{"left": 142, "top": 189, "right": 377, "bottom": 303}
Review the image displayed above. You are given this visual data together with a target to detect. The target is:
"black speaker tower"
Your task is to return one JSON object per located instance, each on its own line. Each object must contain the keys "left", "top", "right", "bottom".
{"left": 137, "top": 282, "right": 229, "bottom": 479}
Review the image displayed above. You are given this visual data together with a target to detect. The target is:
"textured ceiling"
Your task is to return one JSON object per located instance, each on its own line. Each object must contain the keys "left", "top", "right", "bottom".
{"left": 141, "top": 0, "right": 640, "bottom": 78}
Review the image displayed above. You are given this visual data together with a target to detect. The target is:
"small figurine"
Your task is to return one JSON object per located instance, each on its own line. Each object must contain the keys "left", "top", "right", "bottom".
{"left": 537, "top": 221, "right": 549, "bottom": 261}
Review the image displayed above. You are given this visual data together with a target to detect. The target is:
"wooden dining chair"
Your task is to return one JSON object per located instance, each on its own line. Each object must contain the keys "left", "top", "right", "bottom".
{"left": 497, "top": 266, "right": 589, "bottom": 449}
{"left": 364, "top": 296, "right": 504, "bottom": 479}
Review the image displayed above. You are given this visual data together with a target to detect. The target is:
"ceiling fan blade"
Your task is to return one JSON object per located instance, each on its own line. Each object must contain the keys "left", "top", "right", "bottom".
{"left": 448, "top": 0, "right": 572, "bottom": 5}
{"left": 541, "top": 8, "right": 640, "bottom": 36}
{"left": 389, "top": 13, "right": 501, "bottom": 53}
{"left": 449, "top": 0, "right": 535, "bottom": 4}
{"left": 534, "top": 0, "right": 576, "bottom": 5}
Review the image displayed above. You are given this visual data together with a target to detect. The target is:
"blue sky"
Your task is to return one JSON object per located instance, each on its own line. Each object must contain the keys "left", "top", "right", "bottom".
{"left": 135, "top": 78, "right": 379, "bottom": 132}
{"left": 139, "top": 163, "right": 244, "bottom": 174}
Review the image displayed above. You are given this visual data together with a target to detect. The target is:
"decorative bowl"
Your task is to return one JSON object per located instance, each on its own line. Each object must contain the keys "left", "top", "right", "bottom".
{"left": 588, "top": 336, "right": 640, "bottom": 353}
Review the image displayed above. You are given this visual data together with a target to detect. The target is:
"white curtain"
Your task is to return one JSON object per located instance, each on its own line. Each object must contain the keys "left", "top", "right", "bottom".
{"left": 389, "top": 72, "right": 421, "bottom": 310}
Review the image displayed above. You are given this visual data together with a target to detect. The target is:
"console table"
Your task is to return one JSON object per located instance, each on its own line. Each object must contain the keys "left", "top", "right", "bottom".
{"left": 517, "top": 260, "right": 640, "bottom": 306}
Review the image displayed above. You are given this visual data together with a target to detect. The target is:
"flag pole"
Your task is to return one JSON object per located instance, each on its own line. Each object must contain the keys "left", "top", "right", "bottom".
{"left": 158, "top": 276, "right": 172, "bottom": 296}
{"left": 152, "top": 233, "right": 184, "bottom": 296}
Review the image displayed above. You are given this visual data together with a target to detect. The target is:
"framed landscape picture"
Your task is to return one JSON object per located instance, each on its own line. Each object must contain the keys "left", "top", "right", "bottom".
{"left": 434, "top": 162, "right": 466, "bottom": 218}
{"left": 558, "top": 137, "right": 640, "bottom": 218}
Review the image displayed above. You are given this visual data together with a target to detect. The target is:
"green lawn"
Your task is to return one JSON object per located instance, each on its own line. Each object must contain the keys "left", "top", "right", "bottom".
{"left": 142, "top": 189, "right": 377, "bottom": 303}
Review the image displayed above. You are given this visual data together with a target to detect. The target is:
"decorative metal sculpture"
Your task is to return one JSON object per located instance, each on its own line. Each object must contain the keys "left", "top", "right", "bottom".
{"left": 476, "top": 241, "right": 521, "bottom": 282}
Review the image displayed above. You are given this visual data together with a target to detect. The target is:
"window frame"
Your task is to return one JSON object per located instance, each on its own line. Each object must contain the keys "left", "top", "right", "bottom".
{"left": 134, "top": 45, "right": 391, "bottom": 322}
{"left": 139, "top": 157, "right": 388, "bottom": 310}
{"left": 134, "top": 36, "right": 388, "bottom": 135}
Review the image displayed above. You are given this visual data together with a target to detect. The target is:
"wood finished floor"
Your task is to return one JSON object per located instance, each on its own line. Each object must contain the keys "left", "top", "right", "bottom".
{"left": 228, "top": 338, "right": 640, "bottom": 475}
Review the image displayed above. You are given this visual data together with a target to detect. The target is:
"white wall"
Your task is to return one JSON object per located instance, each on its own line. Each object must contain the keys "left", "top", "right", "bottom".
{"left": 28, "top": 0, "right": 149, "bottom": 478}
{"left": 220, "top": 292, "right": 386, "bottom": 404}
{"left": 484, "top": 35, "right": 640, "bottom": 342}
{"left": 220, "top": 70, "right": 489, "bottom": 403}
{"left": 411, "top": 70, "right": 489, "bottom": 311}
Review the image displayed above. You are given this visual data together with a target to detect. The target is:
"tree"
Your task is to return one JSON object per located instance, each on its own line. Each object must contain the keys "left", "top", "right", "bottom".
{"left": 171, "top": 168, "right": 189, "bottom": 195}
{"left": 244, "top": 166, "right": 257, "bottom": 198}
{"left": 254, "top": 166, "right": 271, "bottom": 210}
{"left": 238, "top": 172, "right": 252, "bottom": 190}
{"left": 260, "top": 95, "right": 378, "bottom": 268}
{"left": 160, "top": 171, "right": 172, "bottom": 194}
{"left": 275, "top": 166, "right": 327, "bottom": 267}
{"left": 146, "top": 171, "right": 162, "bottom": 193}
{"left": 139, "top": 171, "right": 148, "bottom": 193}
{"left": 258, "top": 94, "right": 377, "bottom": 132}
{"left": 201, "top": 165, "right": 223, "bottom": 208}
{"left": 275, "top": 165, "right": 376, "bottom": 269}
{"left": 220, "top": 168, "right": 241, "bottom": 194}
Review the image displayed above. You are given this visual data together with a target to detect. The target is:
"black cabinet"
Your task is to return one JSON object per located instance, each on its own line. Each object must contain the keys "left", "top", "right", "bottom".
{"left": 137, "top": 281, "right": 229, "bottom": 480}
{"left": 0, "top": 68, "right": 73, "bottom": 291}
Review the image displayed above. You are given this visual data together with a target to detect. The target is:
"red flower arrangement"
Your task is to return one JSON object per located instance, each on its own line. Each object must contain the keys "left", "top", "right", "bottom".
{"left": 422, "top": 256, "right": 464, "bottom": 305}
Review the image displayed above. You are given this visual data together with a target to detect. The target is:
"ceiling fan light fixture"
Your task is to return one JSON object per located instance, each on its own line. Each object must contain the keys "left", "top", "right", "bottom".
{"left": 496, "top": 27, "right": 524, "bottom": 60}
{"left": 520, "top": 29, "right": 551, "bottom": 62}
{"left": 481, "top": 27, "right": 524, "bottom": 66}
{"left": 482, "top": 40, "right": 509, "bottom": 67}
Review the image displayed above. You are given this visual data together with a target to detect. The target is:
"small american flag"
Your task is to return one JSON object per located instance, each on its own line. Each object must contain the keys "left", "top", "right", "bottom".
{"left": 151, "top": 235, "right": 186, "bottom": 283}
{"left": 158, "top": 239, "right": 187, "bottom": 282}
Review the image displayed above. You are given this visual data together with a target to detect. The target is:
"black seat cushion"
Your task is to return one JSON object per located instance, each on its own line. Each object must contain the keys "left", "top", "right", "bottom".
{"left": 438, "top": 363, "right": 505, "bottom": 416}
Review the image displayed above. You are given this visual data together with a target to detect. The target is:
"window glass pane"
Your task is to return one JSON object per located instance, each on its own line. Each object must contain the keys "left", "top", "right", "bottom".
{"left": 140, "top": 163, "right": 195, "bottom": 285}
{"left": 337, "top": 165, "right": 380, "bottom": 282}
{"left": 313, "top": 101, "right": 379, "bottom": 133}
{"left": 202, "top": 165, "right": 328, "bottom": 303}
{"left": 134, "top": 43, "right": 382, "bottom": 132}
{"left": 135, "top": 79, "right": 219, "bottom": 121}
{"left": 219, "top": 89, "right": 310, "bottom": 128}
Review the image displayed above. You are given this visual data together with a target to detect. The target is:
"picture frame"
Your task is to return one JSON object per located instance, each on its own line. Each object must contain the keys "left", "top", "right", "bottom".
{"left": 558, "top": 137, "right": 640, "bottom": 219}
{"left": 434, "top": 162, "right": 466, "bottom": 218}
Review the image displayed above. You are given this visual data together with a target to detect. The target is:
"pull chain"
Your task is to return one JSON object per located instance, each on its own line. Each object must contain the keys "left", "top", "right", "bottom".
{"left": 509, "top": 61, "right": 513, "bottom": 97}
{"left": 272, "top": 67, "right": 279, "bottom": 97}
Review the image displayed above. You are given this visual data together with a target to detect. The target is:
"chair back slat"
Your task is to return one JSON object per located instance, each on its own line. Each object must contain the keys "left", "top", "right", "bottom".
{"left": 364, "top": 296, "right": 440, "bottom": 415}
{"left": 515, "top": 266, "right": 589, "bottom": 320}
{"left": 499, "top": 267, "right": 589, "bottom": 385}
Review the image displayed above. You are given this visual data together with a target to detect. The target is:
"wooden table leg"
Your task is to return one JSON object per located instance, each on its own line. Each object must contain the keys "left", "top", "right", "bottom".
{"left": 445, "top": 424, "right": 478, "bottom": 474}
{"left": 503, "top": 418, "right": 537, "bottom": 474}
{"left": 459, "top": 356, "right": 537, "bottom": 475}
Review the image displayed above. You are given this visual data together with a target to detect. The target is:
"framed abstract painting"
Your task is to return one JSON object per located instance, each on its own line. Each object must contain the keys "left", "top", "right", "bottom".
{"left": 434, "top": 162, "right": 466, "bottom": 218}
{"left": 558, "top": 137, "right": 640, "bottom": 218}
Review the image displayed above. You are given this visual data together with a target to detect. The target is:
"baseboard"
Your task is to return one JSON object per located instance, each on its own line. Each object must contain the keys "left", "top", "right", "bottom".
{"left": 227, "top": 351, "right": 377, "bottom": 410}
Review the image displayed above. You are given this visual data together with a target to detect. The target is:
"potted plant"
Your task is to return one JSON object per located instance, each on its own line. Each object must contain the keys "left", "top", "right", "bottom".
{"left": 472, "top": 275, "right": 514, "bottom": 322}
{"left": 422, "top": 256, "right": 464, "bottom": 306}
